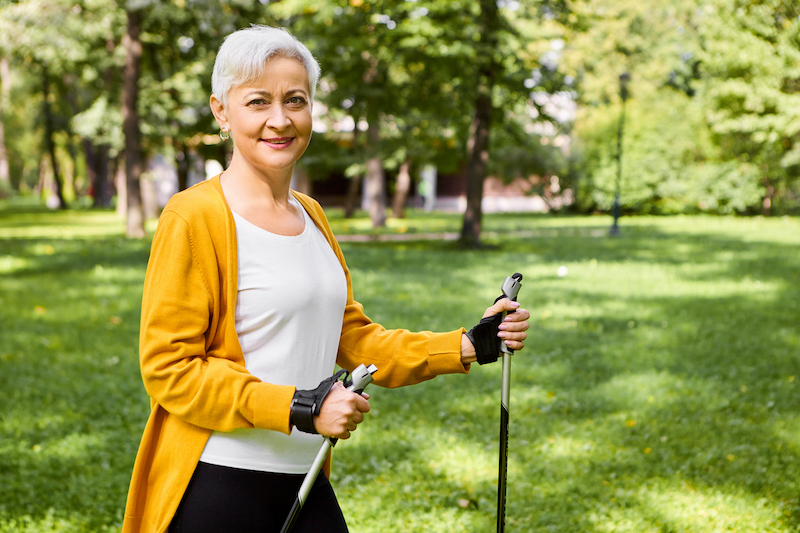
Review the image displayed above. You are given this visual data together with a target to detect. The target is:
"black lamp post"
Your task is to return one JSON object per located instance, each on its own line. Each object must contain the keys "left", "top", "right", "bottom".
{"left": 610, "top": 72, "right": 630, "bottom": 236}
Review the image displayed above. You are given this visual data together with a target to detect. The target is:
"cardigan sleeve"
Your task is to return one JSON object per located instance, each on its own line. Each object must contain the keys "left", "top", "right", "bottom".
{"left": 337, "top": 301, "right": 469, "bottom": 388}
{"left": 138, "top": 210, "right": 294, "bottom": 435}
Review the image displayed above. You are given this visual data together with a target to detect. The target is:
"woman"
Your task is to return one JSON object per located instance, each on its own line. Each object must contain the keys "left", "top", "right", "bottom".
{"left": 122, "top": 26, "right": 530, "bottom": 533}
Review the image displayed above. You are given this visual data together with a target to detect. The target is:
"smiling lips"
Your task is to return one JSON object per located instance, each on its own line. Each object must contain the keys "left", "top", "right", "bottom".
{"left": 262, "top": 137, "right": 294, "bottom": 147}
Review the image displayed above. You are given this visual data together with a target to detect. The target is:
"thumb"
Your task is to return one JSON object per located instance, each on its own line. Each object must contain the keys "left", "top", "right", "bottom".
{"left": 483, "top": 297, "right": 521, "bottom": 319}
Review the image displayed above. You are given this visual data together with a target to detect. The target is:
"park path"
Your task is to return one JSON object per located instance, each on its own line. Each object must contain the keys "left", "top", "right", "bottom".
{"left": 334, "top": 228, "right": 607, "bottom": 242}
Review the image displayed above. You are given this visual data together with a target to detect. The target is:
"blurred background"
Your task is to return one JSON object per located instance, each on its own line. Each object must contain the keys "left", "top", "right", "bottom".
{"left": 0, "top": 0, "right": 798, "bottom": 241}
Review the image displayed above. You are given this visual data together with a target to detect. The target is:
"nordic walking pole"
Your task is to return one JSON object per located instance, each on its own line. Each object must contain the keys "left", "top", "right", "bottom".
{"left": 280, "top": 363, "right": 378, "bottom": 533}
{"left": 497, "top": 273, "right": 522, "bottom": 533}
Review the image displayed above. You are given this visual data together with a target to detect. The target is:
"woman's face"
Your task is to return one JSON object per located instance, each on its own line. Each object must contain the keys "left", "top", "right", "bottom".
{"left": 214, "top": 56, "right": 313, "bottom": 179}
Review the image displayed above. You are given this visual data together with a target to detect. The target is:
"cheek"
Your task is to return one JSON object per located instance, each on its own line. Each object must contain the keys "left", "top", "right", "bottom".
{"left": 298, "top": 113, "right": 314, "bottom": 136}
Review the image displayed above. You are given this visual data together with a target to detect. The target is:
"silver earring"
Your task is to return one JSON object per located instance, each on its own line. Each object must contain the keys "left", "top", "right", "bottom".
{"left": 219, "top": 127, "right": 230, "bottom": 141}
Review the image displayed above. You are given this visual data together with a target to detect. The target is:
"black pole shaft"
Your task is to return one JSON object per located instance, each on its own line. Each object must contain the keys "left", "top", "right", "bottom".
{"left": 495, "top": 275, "right": 521, "bottom": 532}
{"left": 497, "top": 389, "right": 510, "bottom": 533}
{"left": 281, "top": 498, "right": 302, "bottom": 533}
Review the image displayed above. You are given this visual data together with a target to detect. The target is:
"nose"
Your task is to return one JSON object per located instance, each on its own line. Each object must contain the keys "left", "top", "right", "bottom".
{"left": 265, "top": 104, "right": 291, "bottom": 130}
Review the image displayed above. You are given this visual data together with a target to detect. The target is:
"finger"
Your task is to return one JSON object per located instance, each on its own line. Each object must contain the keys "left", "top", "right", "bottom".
{"left": 499, "top": 320, "right": 529, "bottom": 332}
{"left": 503, "top": 339, "right": 525, "bottom": 351}
{"left": 504, "top": 308, "right": 530, "bottom": 321}
{"left": 355, "top": 394, "right": 371, "bottom": 413}
{"left": 498, "top": 329, "right": 527, "bottom": 342}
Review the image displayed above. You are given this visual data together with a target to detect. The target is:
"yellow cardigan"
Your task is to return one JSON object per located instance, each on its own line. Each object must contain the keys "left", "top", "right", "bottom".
{"left": 122, "top": 176, "right": 468, "bottom": 533}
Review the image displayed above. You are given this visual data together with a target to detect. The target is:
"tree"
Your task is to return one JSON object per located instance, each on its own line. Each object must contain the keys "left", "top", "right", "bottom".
{"left": 122, "top": 5, "right": 145, "bottom": 238}
{"left": 560, "top": 0, "right": 799, "bottom": 215}
{"left": 273, "top": 0, "right": 483, "bottom": 227}
{"left": 698, "top": 0, "right": 800, "bottom": 214}
{"left": 41, "top": 66, "right": 67, "bottom": 208}
{"left": 0, "top": 0, "right": 125, "bottom": 205}
{"left": 560, "top": 0, "right": 712, "bottom": 213}
{"left": 459, "top": 0, "right": 501, "bottom": 247}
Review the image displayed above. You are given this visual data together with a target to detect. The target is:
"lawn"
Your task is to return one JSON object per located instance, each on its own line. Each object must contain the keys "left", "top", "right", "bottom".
{"left": 1, "top": 202, "right": 798, "bottom": 532}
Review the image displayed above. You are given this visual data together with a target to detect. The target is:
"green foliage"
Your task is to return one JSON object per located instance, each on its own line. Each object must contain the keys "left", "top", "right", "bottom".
{"left": 698, "top": 0, "right": 800, "bottom": 213}
{"left": 573, "top": 88, "right": 763, "bottom": 214}
{"left": 564, "top": 0, "right": 800, "bottom": 215}
{"left": 0, "top": 71, "right": 43, "bottom": 191}
{"left": 2, "top": 205, "right": 800, "bottom": 531}
{"left": 274, "top": 0, "right": 485, "bottom": 173}
{"left": 0, "top": 0, "right": 799, "bottom": 215}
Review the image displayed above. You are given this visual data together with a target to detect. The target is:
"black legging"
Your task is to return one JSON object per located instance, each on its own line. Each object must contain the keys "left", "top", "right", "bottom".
{"left": 169, "top": 462, "right": 349, "bottom": 533}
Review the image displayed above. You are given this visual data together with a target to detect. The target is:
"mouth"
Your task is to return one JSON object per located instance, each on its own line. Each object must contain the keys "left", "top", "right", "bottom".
{"left": 262, "top": 137, "right": 294, "bottom": 147}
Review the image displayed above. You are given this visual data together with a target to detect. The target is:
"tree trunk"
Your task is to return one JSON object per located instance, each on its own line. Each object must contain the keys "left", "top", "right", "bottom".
{"left": 122, "top": 9, "right": 145, "bottom": 238}
{"left": 41, "top": 66, "right": 67, "bottom": 209}
{"left": 344, "top": 175, "right": 361, "bottom": 218}
{"left": 175, "top": 138, "right": 190, "bottom": 191}
{"left": 115, "top": 156, "right": 126, "bottom": 217}
{"left": 66, "top": 135, "right": 79, "bottom": 200}
{"left": 93, "top": 143, "right": 111, "bottom": 207}
{"left": 365, "top": 120, "right": 386, "bottom": 228}
{"left": 83, "top": 139, "right": 98, "bottom": 201}
{"left": 142, "top": 166, "right": 159, "bottom": 219}
{"left": 460, "top": 94, "right": 492, "bottom": 247}
{"left": 0, "top": 57, "right": 10, "bottom": 188}
{"left": 391, "top": 159, "right": 412, "bottom": 218}
{"left": 459, "top": 0, "right": 500, "bottom": 247}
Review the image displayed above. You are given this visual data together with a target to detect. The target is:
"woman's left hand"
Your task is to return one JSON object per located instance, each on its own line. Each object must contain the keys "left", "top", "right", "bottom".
{"left": 492, "top": 299, "right": 530, "bottom": 351}
{"left": 461, "top": 299, "right": 530, "bottom": 364}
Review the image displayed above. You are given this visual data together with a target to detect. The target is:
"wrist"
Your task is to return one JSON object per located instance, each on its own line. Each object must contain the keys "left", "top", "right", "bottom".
{"left": 461, "top": 333, "right": 477, "bottom": 365}
{"left": 290, "top": 370, "right": 347, "bottom": 434}
{"left": 290, "top": 390, "right": 319, "bottom": 434}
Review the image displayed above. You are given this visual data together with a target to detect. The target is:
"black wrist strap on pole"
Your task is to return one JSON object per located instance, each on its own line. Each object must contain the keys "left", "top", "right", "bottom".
{"left": 466, "top": 295, "right": 507, "bottom": 365}
{"left": 290, "top": 369, "right": 348, "bottom": 434}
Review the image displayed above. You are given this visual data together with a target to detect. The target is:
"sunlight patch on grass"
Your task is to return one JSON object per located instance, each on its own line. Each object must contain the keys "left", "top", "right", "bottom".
{"left": 626, "top": 482, "right": 785, "bottom": 531}
{"left": 422, "top": 426, "right": 498, "bottom": 486}
{"left": 585, "top": 371, "right": 723, "bottom": 413}
{"left": 774, "top": 415, "right": 800, "bottom": 452}
{"left": 37, "top": 432, "right": 105, "bottom": 461}
{"left": 0, "top": 254, "right": 29, "bottom": 273}
{"left": 0, "top": 510, "right": 120, "bottom": 533}
{"left": 538, "top": 434, "right": 597, "bottom": 459}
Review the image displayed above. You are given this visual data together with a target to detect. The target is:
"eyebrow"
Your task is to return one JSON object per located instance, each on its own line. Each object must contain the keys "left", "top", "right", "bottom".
{"left": 243, "top": 88, "right": 309, "bottom": 99}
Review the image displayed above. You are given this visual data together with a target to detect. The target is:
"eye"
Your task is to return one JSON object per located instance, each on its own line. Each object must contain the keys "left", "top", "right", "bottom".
{"left": 287, "top": 96, "right": 307, "bottom": 107}
{"left": 247, "top": 98, "right": 269, "bottom": 106}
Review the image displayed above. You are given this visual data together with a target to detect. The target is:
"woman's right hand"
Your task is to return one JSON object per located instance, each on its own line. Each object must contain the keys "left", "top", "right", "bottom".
{"left": 314, "top": 382, "right": 371, "bottom": 439}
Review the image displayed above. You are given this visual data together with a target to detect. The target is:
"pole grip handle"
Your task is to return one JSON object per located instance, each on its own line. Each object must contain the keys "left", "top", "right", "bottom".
{"left": 499, "top": 274, "right": 523, "bottom": 356}
{"left": 328, "top": 364, "right": 377, "bottom": 447}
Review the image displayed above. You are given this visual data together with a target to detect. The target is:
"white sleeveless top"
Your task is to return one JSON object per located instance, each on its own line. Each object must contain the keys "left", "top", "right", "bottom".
{"left": 199, "top": 196, "right": 348, "bottom": 474}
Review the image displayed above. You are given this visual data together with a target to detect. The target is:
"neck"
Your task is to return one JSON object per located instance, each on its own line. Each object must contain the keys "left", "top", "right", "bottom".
{"left": 223, "top": 152, "right": 295, "bottom": 205}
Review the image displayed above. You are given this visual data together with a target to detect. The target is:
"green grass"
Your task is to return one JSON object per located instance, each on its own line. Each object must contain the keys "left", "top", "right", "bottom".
{"left": 1, "top": 203, "right": 799, "bottom": 532}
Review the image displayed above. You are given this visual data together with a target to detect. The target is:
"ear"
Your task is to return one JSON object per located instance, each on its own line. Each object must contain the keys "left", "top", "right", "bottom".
{"left": 210, "top": 94, "right": 228, "bottom": 130}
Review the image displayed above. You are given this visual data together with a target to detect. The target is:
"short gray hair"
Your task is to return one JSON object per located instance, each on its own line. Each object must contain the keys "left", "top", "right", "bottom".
{"left": 211, "top": 25, "right": 321, "bottom": 106}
